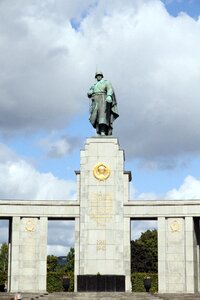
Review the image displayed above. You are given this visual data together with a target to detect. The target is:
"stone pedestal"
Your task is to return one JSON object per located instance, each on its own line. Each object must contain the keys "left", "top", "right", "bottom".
{"left": 10, "top": 217, "right": 47, "bottom": 292}
{"left": 75, "top": 137, "right": 131, "bottom": 292}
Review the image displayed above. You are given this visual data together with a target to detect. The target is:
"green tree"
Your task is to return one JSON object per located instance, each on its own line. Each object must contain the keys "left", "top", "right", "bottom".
{"left": 47, "top": 248, "right": 75, "bottom": 293}
{"left": 131, "top": 229, "right": 157, "bottom": 273}
{"left": 47, "top": 255, "right": 64, "bottom": 292}
{"left": 0, "top": 243, "right": 8, "bottom": 285}
{"left": 64, "top": 247, "right": 74, "bottom": 292}
{"left": 65, "top": 247, "right": 74, "bottom": 273}
{"left": 47, "top": 255, "right": 59, "bottom": 272}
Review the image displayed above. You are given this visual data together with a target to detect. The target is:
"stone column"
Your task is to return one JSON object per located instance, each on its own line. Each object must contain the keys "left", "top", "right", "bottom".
{"left": 158, "top": 217, "right": 198, "bottom": 293}
{"left": 158, "top": 217, "right": 166, "bottom": 293}
{"left": 76, "top": 137, "right": 131, "bottom": 291}
{"left": 123, "top": 217, "right": 131, "bottom": 291}
{"left": 185, "top": 217, "right": 198, "bottom": 292}
{"left": 74, "top": 216, "right": 80, "bottom": 292}
{"left": 10, "top": 217, "right": 47, "bottom": 292}
{"left": 197, "top": 243, "right": 200, "bottom": 292}
{"left": 10, "top": 217, "right": 20, "bottom": 292}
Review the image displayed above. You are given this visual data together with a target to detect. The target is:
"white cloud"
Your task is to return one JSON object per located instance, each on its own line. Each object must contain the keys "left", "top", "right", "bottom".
{"left": 0, "top": 0, "right": 93, "bottom": 133}
{"left": 131, "top": 174, "right": 200, "bottom": 240}
{"left": 48, "top": 220, "right": 74, "bottom": 256}
{"left": 131, "top": 220, "right": 157, "bottom": 240}
{"left": 136, "top": 192, "right": 158, "bottom": 200}
{"left": 165, "top": 175, "right": 200, "bottom": 199}
{"left": 133, "top": 175, "right": 200, "bottom": 200}
{"left": 0, "top": 144, "right": 76, "bottom": 254}
{"left": 47, "top": 138, "right": 71, "bottom": 157}
{"left": 39, "top": 133, "right": 81, "bottom": 158}
{"left": 47, "top": 245, "right": 70, "bottom": 257}
{"left": 0, "top": 220, "right": 9, "bottom": 245}
{"left": 0, "top": 0, "right": 200, "bottom": 166}
{"left": 0, "top": 144, "right": 76, "bottom": 200}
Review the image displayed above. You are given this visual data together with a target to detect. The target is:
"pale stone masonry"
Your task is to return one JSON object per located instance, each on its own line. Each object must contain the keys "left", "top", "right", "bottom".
{"left": 10, "top": 217, "right": 47, "bottom": 292}
{"left": 75, "top": 137, "right": 132, "bottom": 291}
{"left": 0, "top": 201, "right": 79, "bottom": 293}
{"left": 158, "top": 217, "right": 199, "bottom": 293}
{"left": 0, "top": 137, "right": 200, "bottom": 293}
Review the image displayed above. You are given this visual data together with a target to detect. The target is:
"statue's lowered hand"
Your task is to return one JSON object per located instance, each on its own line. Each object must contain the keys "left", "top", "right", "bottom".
{"left": 87, "top": 92, "right": 92, "bottom": 98}
{"left": 106, "top": 96, "right": 112, "bottom": 103}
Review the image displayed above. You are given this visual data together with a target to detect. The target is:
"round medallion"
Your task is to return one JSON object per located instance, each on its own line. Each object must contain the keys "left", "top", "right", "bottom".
{"left": 93, "top": 163, "right": 110, "bottom": 181}
{"left": 25, "top": 219, "right": 35, "bottom": 232}
{"left": 170, "top": 220, "right": 180, "bottom": 232}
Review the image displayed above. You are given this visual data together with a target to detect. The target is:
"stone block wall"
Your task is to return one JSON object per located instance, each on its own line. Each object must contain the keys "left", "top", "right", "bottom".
{"left": 75, "top": 137, "right": 131, "bottom": 291}
{"left": 158, "top": 216, "right": 199, "bottom": 293}
{"left": 10, "top": 217, "right": 47, "bottom": 292}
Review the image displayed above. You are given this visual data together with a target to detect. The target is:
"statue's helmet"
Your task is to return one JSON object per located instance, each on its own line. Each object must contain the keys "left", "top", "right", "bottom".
{"left": 95, "top": 71, "right": 103, "bottom": 78}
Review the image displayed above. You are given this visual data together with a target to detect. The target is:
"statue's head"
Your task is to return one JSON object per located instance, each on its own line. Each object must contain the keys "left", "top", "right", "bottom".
{"left": 95, "top": 71, "right": 103, "bottom": 80}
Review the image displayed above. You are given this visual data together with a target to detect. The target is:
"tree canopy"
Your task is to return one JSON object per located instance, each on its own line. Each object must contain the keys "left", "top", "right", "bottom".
{"left": 64, "top": 247, "right": 74, "bottom": 273}
{"left": 131, "top": 229, "right": 157, "bottom": 273}
{"left": 0, "top": 243, "right": 8, "bottom": 285}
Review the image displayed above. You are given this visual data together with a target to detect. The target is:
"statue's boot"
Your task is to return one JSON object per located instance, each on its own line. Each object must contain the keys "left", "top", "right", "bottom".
{"left": 99, "top": 124, "right": 107, "bottom": 136}
{"left": 108, "top": 128, "right": 112, "bottom": 135}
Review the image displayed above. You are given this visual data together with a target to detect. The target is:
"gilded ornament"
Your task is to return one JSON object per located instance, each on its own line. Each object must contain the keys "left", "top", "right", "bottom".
{"left": 25, "top": 219, "right": 35, "bottom": 232}
{"left": 93, "top": 163, "right": 110, "bottom": 181}
{"left": 170, "top": 219, "right": 180, "bottom": 232}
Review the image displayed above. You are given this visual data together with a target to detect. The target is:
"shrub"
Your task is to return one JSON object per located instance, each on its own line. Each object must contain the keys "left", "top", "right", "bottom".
{"left": 131, "top": 272, "right": 158, "bottom": 293}
{"left": 0, "top": 271, "right": 7, "bottom": 285}
{"left": 47, "top": 271, "right": 74, "bottom": 293}
{"left": 67, "top": 271, "right": 74, "bottom": 292}
{"left": 47, "top": 271, "right": 64, "bottom": 293}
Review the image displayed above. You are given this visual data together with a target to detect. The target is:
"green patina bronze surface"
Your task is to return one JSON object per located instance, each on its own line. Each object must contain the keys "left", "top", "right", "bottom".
{"left": 87, "top": 71, "right": 119, "bottom": 136}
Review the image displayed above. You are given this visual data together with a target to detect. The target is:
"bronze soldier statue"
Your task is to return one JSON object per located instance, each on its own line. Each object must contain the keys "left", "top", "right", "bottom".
{"left": 87, "top": 71, "right": 119, "bottom": 136}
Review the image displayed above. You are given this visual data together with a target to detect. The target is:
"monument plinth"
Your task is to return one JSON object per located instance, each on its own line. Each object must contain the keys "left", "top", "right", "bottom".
{"left": 75, "top": 137, "right": 132, "bottom": 292}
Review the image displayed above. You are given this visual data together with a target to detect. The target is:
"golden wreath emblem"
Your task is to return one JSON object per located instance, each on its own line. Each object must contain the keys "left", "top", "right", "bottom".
{"left": 93, "top": 163, "right": 110, "bottom": 181}
{"left": 25, "top": 219, "right": 35, "bottom": 232}
{"left": 170, "top": 219, "right": 180, "bottom": 232}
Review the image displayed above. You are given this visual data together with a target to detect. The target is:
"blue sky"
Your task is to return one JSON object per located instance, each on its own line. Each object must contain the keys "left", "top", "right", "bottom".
{"left": 1, "top": 0, "right": 200, "bottom": 255}
{"left": 162, "top": 0, "right": 200, "bottom": 18}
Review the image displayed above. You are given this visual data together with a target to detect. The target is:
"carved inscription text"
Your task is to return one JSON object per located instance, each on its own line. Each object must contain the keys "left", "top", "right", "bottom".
{"left": 89, "top": 192, "right": 113, "bottom": 226}
{"left": 97, "top": 240, "right": 106, "bottom": 251}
